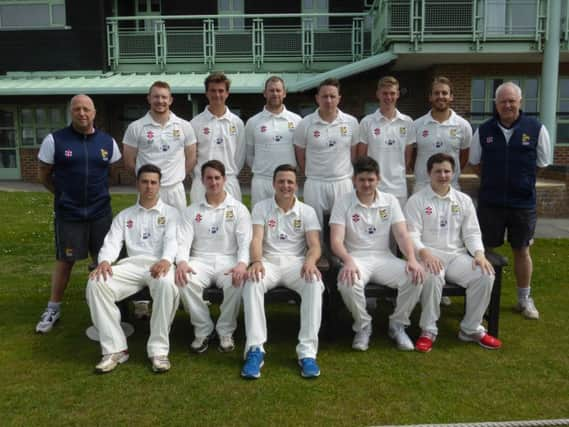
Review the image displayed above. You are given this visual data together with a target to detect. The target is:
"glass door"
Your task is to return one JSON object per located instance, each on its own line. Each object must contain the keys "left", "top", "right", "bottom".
{"left": 0, "top": 106, "right": 19, "bottom": 180}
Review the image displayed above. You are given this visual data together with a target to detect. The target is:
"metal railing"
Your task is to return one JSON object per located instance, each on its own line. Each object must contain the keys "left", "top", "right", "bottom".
{"left": 106, "top": 13, "right": 370, "bottom": 70}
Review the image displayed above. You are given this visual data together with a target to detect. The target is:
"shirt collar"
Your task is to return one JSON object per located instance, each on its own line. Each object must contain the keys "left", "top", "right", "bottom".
{"left": 200, "top": 192, "right": 236, "bottom": 209}
{"left": 375, "top": 108, "right": 404, "bottom": 122}
{"left": 426, "top": 109, "right": 458, "bottom": 125}
{"left": 271, "top": 196, "right": 300, "bottom": 216}
{"left": 261, "top": 106, "right": 289, "bottom": 119}
{"left": 141, "top": 111, "right": 179, "bottom": 127}
{"left": 352, "top": 189, "right": 385, "bottom": 209}
{"left": 136, "top": 197, "right": 164, "bottom": 212}
{"left": 313, "top": 108, "right": 347, "bottom": 125}
{"left": 425, "top": 185, "right": 457, "bottom": 202}
{"left": 203, "top": 106, "right": 231, "bottom": 121}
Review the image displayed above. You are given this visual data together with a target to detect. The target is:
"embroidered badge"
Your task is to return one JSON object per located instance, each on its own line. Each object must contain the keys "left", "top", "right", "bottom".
{"left": 160, "top": 144, "right": 170, "bottom": 152}
{"left": 340, "top": 126, "right": 348, "bottom": 136}
{"left": 379, "top": 208, "right": 389, "bottom": 220}
{"left": 268, "top": 218, "right": 277, "bottom": 228}
{"left": 195, "top": 213, "right": 203, "bottom": 223}
{"left": 451, "top": 203, "right": 460, "bottom": 215}
{"left": 146, "top": 130, "right": 154, "bottom": 139}
{"left": 450, "top": 128, "right": 457, "bottom": 137}
{"left": 157, "top": 216, "right": 166, "bottom": 225}
{"left": 273, "top": 135, "right": 282, "bottom": 142}
{"left": 215, "top": 137, "right": 224, "bottom": 145}
{"left": 425, "top": 206, "right": 433, "bottom": 216}
{"left": 203, "top": 127, "right": 210, "bottom": 135}
{"left": 486, "top": 136, "right": 493, "bottom": 144}
{"left": 260, "top": 125, "right": 267, "bottom": 133}
{"left": 173, "top": 129, "right": 180, "bottom": 138}
{"left": 65, "top": 149, "right": 73, "bottom": 158}
{"left": 209, "top": 226, "right": 219, "bottom": 235}
{"left": 434, "top": 140, "right": 443, "bottom": 148}
{"left": 288, "top": 121, "right": 295, "bottom": 129}
{"left": 230, "top": 125, "right": 237, "bottom": 135}
{"left": 142, "top": 232, "right": 151, "bottom": 239}
{"left": 278, "top": 232, "right": 288, "bottom": 240}
{"left": 100, "top": 148, "right": 109, "bottom": 161}
{"left": 328, "top": 140, "right": 337, "bottom": 147}
{"left": 386, "top": 139, "right": 396, "bottom": 146}
{"left": 374, "top": 128, "right": 381, "bottom": 136}
{"left": 439, "top": 218, "right": 448, "bottom": 228}
{"left": 422, "top": 130, "right": 429, "bottom": 138}
{"left": 352, "top": 214, "right": 360, "bottom": 223}
{"left": 367, "top": 226, "right": 376, "bottom": 235}
{"left": 399, "top": 127, "right": 407, "bottom": 136}
{"left": 313, "top": 130, "right": 320, "bottom": 138}
{"left": 293, "top": 219, "right": 302, "bottom": 231}
{"left": 65, "top": 248, "right": 73, "bottom": 257}
{"left": 225, "top": 209, "right": 235, "bottom": 221}
{"left": 126, "top": 219, "right": 134, "bottom": 229}
{"left": 522, "top": 133, "right": 531, "bottom": 145}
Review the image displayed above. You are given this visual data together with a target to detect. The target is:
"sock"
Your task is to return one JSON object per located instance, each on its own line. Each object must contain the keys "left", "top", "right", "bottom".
{"left": 47, "top": 301, "right": 61, "bottom": 312}
{"left": 517, "top": 287, "right": 531, "bottom": 302}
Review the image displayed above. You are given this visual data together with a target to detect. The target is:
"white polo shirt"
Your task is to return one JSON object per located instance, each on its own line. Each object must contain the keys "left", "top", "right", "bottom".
{"left": 245, "top": 106, "right": 301, "bottom": 178}
{"left": 176, "top": 193, "right": 251, "bottom": 265}
{"left": 190, "top": 107, "right": 245, "bottom": 178}
{"left": 98, "top": 199, "right": 179, "bottom": 264}
{"left": 469, "top": 124, "right": 551, "bottom": 167}
{"left": 360, "top": 109, "right": 416, "bottom": 197}
{"left": 413, "top": 110, "right": 472, "bottom": 190}
{"left": 294, "top": 109, "right": 359, "bottom": 181}
{"left": 330, "top": 190, "right": 405, "bottom": 256}
{"left": 404, "top": 185, "right": 484, "bottom": 256}
{"left": 252, "top": 197, "right": 321, "bottom": 258}
{"left": 123, "top": 112, "right": 196, "bottom": 187}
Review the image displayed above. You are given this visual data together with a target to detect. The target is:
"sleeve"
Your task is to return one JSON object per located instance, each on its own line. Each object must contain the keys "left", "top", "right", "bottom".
{"left": 251, "top": 203, "right": 265, "bottom": 226}
{"left": 37, "top": 134, "right": 55, "bottom": 164}
{"left": 234, "top": 118, "right": 246, "bottom": 171}
{"left": 303, "top": 205, "right": 321, "bottom": 232}
{"left": 98, "top": 212, "right": 126, "bottom": 264}
{"left": 390, "top": 195, "right": 406, "bottom": 224}
{"left": 350, "top": 117, "right": 360, "bottom": 146}
{"left": 245, "top": 118, "right": 255, "bottom": 169}
{"left": 182, "top": 120, "right": 197, "bottom": 146}
{"left": 122, "top": 122, "right": 139, "bottom": 148}
{"left": 406, "top": 120, "right": 416, "bottom": 145}
{"left": 460, "top": 119, "right": 473, "bottom": 149}
{"left": 293, "top": 117, "right": 309, "bottom": 148}
{"left": 110, "top": 139, "right": 122, "bottom": 163}
{"left": 536, "top": 125, "right": 552, "bottom": 168}
{"left": 461, "top": 196, "right": 485, "bottom": 255}
{"left": 160, "top": 209, "right": 179, "bottom": 263}
{"left": 175, "top": 207, "right": 195, "bottom": 264}
{"left": 359, "top": 117, "right": 370, "bottom": 145}
{"left": 235, "top": 205, "right": 252, "bottom": 265}
{"left": 468, "top": 130, "right": 482, "bottom": 165}
{"left": 403, "top": 196, "right": 426, "bottom": 252}
{"left": 329, "top": 196, "right": 346, "bottom": 226}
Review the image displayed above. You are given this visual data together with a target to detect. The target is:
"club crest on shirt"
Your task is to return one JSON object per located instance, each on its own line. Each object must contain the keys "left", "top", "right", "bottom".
{"left": 288, "top": 121, "right": 295, "bottom": 130}
{"left": 65, "top": 248, "right": 73, "bottom": 257}
{"left": 313, "top": 130, "right": 320, "bottom": 138}
{"left": 203, "top": 127, "right": 210, "bottom": 135}
{"left": 486, "top": 136, "right": 493, "bottom": 144}
{"left": 374, "top": 128, "right": 381, "bottom": 136}
{"left": 268, "top": 218, "right": 277, "bottom": 228}
{"left": 260, "top": 125, "right": 267, "bottom": 133}
{"left": 352, "top": 214, "right": 360, "bottom": 223}
{"left": 195, "top": 213, "right": 203, "bottom": 223}
{"left": 173, "top": 128, "right": 181, "bottom": 138}
{"left": 340, "top": 126, "right": 348, "bottom": 136}
{"left": 522, "top": 133, "right": 531, "bottom": 145}
{"left": 147, "top": 130, "right": 154, "bottom": 140}
{"left": 157, "top": 216, "right": 166, "bottom": 225}
{"left": 399, "top": 127, "right": 407, "bottom": 136}
{"left": 379, "top": 208, "right": 389, "bottom": 220}
{"left": 100, "top": 148, "right": 109, "bottom": 161}
{"left": 293, "top": 219, "right": 302, "bottom": 231}
{"left": 451, "top": 203, "right": 460, "bottom": 215}
{"left": 126, "top": 219, "right": 134, "bottom": 228}
{"left": 65, "top": 149, "right": 73, "bottom": 158}
{"left": 225, "top": 209, "right": 235, "bottom": 221}
{"left": 422, "top": 130, "right": 429, "bottom": 138}
{"left": 425, "top": 206, "right": 433, "bottom": 216}
{"left": 230, "top": 125, "right": 237, "bottom": 135}
{"left": 450, "top": 128, "right": 457, "bottom": 137}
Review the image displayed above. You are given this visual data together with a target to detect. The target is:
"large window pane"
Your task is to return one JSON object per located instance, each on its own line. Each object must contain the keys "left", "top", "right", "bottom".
{"left": 52, "top": 4, "right": 65, "bottom": 25}
{"left": 560, "top": 79, "right": 569, "bottom": 98}
{"left": 472, "top": 100, "right": 486, "bottom": 113}
{"left": 0, "top": 110, "right": 15, "bottom": 127}
{"left": 35, "top": 109, "right": 48, "bottom": 124}
{"left": 525, "top": 79, "right": 538, "bottom": 98}
{"left": 524, "top": 100, "right": 537, "bottom": 113}
{"left": 1, "top": 4, "right": 50, "bottom": 27}
{"left": 0, "top": 130, "right": 16, "bottom": 148}
{"left": 556, "top": 123, "right": 569, "bottom": 142}
{"left": 0, "top": 151, "right": 17, "bottom": 168}
{"left": 472, "top": 80, "right": 486, "bottom": 98}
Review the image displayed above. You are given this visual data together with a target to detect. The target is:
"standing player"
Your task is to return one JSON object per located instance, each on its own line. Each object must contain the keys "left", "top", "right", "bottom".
{"left": 86, "top": 164, "right": 180, "bottom": 373}
{"left": 123, "top": 81, "right": 197, "bottom": 212}
{"left": 175, "top": 160, "right": 251, "bottom": 353}
{"left": 245, "top": 76, "right": 302, "bottom": 206}
{"left": 330, "top": 156, "right": 424, "bottom": 352}
{"left": 190, "top": 72, "right": 245, "bottom": 202}
{"left": 241, "top": 165, "right": 324, "bottom": 379}
{"left": 469, "top": 81, "right": 551, "bottom": 320}
{"left": 358, "top": 76, "right": 415, "bottom": 208}
{"left": 36, "top": 94, "right": 121, "bottom": 333}
{"left": 294, "top": 78, "right": 359, "bottom": 226}
{"left": 412, "top": 76, "right": 472, "bottom": 193}
{"left": 405, "top": 153, "right": 501, "bottom": 352}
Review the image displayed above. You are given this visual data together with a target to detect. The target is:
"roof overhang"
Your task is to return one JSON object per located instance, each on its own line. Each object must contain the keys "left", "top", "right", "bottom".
{"left": 0, "top": 53, "right": 397, "bottom": 96}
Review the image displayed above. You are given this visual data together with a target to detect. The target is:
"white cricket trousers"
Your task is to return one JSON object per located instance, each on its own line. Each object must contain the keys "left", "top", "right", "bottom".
{"left": 303, "top": 177, "right": 353, "bottom": 226}
{"left": 419, "top": 250, "right": 494, "bottom": 336}
{"left": 86, "top": 255, "right": 180, "bottom": 357}
{"left": 178, "top": 255, "right": 242, "bottom": 338}
{"left": 159, "top": 182, "right": 187, "bottom": 212}
{"left": 242, "top": 256, "right": 324, "bottom": 359}
{"left": 190, "top": 174, "right": 241, "bottom": 203}
{"left": 250, "top": 175, "right": 274, "bottom": 208}
{"left": 337, "top": 253, "right": 422, "bottom": 332}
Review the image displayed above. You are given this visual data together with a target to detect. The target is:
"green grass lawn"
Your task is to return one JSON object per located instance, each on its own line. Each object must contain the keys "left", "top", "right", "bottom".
{"left": 1, "top": 191, "right": 568, "bottom": 426}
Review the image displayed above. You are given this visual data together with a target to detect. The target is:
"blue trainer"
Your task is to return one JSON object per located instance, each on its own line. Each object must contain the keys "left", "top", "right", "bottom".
{"left": 241, "top": 347, "right": 264, "bottom": 379}
{"left": 298, "top": 357, "right": 320, "bottom": 378}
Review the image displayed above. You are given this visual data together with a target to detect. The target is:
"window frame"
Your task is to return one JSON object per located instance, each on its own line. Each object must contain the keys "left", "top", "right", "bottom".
{"left": 18, "top": 105, "right": 67, "bottom": 148}
{"left": 0, "top": 0, "right": 67, "bottom": 30}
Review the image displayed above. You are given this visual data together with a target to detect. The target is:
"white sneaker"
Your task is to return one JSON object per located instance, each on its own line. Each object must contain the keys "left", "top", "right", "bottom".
{"left": 218, "top": 335, "right": 235, "bottom": 352}
{"left": 516, "top": 297, "right": 539, "bottom": 320}
{"left": 441, "top": 296, "right": 452, "bottom": 306}
{"left": 35, "top": 308, "right": 61, "bottom": 333}
{"left": 133, "top": 301, "right": 151, "bottom": 320}
{"left": 95, "top": 351, "right": 129, "bottom": 373}
{"left": 191, "top": 335, "right": 210, "bottom": 353}
{"left": 150, "top": 355, "right": 171, "bottom": 373}
{"left": 388, "top": 324, "right": 414, "bottom": 351}
{"left": 352, "top": 324, "right": 372, "bottom": 351}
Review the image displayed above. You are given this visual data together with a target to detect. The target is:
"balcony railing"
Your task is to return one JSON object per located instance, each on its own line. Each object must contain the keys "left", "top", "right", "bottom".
{"left": 106, "top": 13, "right": 370, "bottom": 71}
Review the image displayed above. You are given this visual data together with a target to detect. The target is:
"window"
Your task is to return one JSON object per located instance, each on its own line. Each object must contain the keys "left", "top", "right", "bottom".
{"left": 135, "top": 0, "right": 161, "bottom": 32}
{"left": 485, "top": 0, "right": 538, "bottom": 35}
{"left": 302, "top": 0, "right": 329, "bottom": 30}
{"left": 470, "top": 77, "right": 539, "bottom": 130}
{"left": 19, "top": 106, "right": 66, "bottom": 147}
{"left": 0, "top": 0, "right": 66, "bottom": 29}
{"left": 218, "top": 0, "right": 244, "bottom": 31}
{"left": 558, "top": 78, "right": 569, "bottom": 144}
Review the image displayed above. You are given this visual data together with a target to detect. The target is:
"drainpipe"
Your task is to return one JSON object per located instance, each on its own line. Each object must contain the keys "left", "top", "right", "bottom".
{"left": 540, "top": 0, "right": 561, "bottom": 163}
